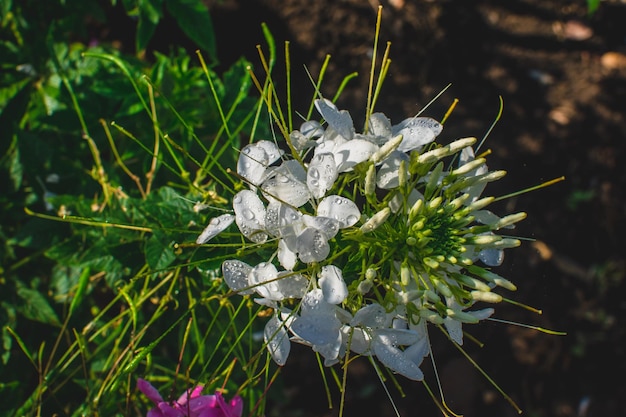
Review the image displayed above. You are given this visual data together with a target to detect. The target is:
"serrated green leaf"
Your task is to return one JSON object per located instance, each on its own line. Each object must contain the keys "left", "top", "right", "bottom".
{"left": 165, "top": 0, "right": 217, "bottom": 63}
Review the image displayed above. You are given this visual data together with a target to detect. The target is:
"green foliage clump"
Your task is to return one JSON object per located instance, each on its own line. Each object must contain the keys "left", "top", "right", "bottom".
{"left": 1, "top": 1, "right": 272, "bottom": 415}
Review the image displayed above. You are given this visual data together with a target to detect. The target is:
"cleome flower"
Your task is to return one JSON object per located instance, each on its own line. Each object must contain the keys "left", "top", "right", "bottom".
{"left": 136, "top": 378, "right": 243, "bottom": 417}
{"left": 197, "top": 97, "right": 526, "bottom": 381}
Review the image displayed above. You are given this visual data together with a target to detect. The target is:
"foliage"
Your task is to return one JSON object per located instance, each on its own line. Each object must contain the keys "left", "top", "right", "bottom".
{"left": 0, "top": 1, "right": 270, "bottom": 415}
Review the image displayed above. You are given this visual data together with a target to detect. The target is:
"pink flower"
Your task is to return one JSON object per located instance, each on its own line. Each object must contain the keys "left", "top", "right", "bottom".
{"left": 137, "top": 378, "right": 243, "bottom": 417}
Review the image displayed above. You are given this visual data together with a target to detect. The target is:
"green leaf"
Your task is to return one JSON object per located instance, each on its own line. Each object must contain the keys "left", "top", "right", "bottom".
{"left": 16, "top": 285, "right": 61, "bottom": 327}
{"left": 136, "top": 18, "right": 157, "bottom": 54}
{"left": 145, "top": 232, "right": 176, "bottom": 271}
{"left": 165, "top": 0, "right": 217, "bottom": 63}
{"left": 69, "top": 266, "right": 90, "bottom": 316}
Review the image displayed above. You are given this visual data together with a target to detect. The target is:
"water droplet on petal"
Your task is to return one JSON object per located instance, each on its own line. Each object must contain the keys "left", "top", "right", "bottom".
{"left": 243, "top": 209, "right": 255, "bottom": 220}
{"left": 222, "top": 259, "right": 254, "bottom": 295}
{"left": 318, "top": 195, "right": 361, "bottom": 228}
{"left": 196, "top": 213, "right": 235, "bottom": 244}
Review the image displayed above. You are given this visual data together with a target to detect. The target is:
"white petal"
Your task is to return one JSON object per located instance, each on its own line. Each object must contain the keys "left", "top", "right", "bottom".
{"left": 479, "top": 248, "right": 504, "bottom": 266}
{"left": 346, "top": 327, "right": 373, "bottom": 354}
{"left": 403, "top": 338, "right": 430, "bottom": 368}
{"left": 249, "top": 262, "right": 282, "bottom": 300}
{"left": 333, "top": 139, "right": 379, "bottom": 172}
{"left": 318, "top": 265, "right": 348, "bottom": 305}
{"left": 375, "top": 328, "right": 420, "bottom": 346}
{"left": 278, "top": 239, "right": 298, "bottom": 270}
{"left": 351, "top": 303, "right": 389, "bottom": 328}
{"left": 473, "top": 210, "right": 501, "bottom": 225}
{"left": 264, "top": 315, "right": 291, "bottom": 366}
{"left": 262, "top": 161, "right": 311, "bottom": 207}
{"left": 312, "top": 332, "right": 343, "bottom": 361}
{"left": 233, "top": 190, "right": 268, "bottom": 243}
{"left": 196, "top": 213, "right": 235, "bottom": 244}
{"left": 373, "top": 333, "right": 424, "bottom": 381}
{"left": 314, "top": 135, "right": 347, "bottom": 158}
{"left": 238, "top": 142, "right": 269, "bottom": 186}
{"left": 255, "top": 140, "right": 283, "bottom": 164}
{"left": 368, "top": 112, "right": 392, "bottom": 139}
{"left": 276, "top": 271, "right": 309, "bottom": 299}
{"left": 377, "top": 151, "right": 409, "bottom": 189}
{"left": 296, "top": 227, "right": 330, "bottom": 263}
{"left": 291, "top": 314, "right": 341, "bottom": 347}
{"left": 468, "top": 307, "right": 495, "bottom": 321}
{"left": 300, "top": 120, "right": 324, "bottom": 139}
{"left": 265, "top": 200, "right": 303, "bottom": 237}
{"left": 302, "top": 214, "right": 340, "bottom": 239}
{"left": 290, "top": 130, "right": 314, "bottom": 152}
{"left": 444, "top": 317, "right": 464, "bottom": 345}
{"left": 300, "top": 289, "right": 335, "bottom": 315}
{"left": 459, "top": 146, "right": 476, "bottom": 166}
{"left": 317, "top": 195, "right": 360, "bottom": 228}
{"left": 392, "top": 117, "right": 443, "bottom": 153}
{"left": 307, "top": 153, "right": 338, "bottom": 198}
{"left": 314, "top": 98, "right": 355, "bottom": 140}
{"left": 221, "top": 260, "right": 254, "bottom": 295}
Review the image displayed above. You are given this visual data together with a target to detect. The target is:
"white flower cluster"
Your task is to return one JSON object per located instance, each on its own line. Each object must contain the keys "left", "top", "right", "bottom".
{"left": 196, "top": 98, "right": 525, "bottom": 380}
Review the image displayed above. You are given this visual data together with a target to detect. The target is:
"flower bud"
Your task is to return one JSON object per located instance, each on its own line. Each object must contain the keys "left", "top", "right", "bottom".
{"left": 360, "top": 207, "right": 391, "bottom": 233}
{"left": 398, "top": 160, "right": 408, "bottom": 187}
{"left": 466, "top": 196, "right": 495, "bottom": 212}
{"left": 469, "top": 234, "right": 501, "bottom": 245}
{"left": 419, "top": 309, "right": 444, "bottom": 324}
{"left": 466, "top": 265, "right": 517, "bottom": 291}
{"left": 371, "top": 134, "right": 404, "bottom": 164}
{"left": 493, "top": 212, "right": 527, "bottom": 230}
{"left": 446, "top": 308, "right": 479, "bottom": 324}
{"left": 490, "top": 238, "right": 521, "bottom": 249}
{"left": 409, "top": 198, "right": 424, "bottom": 220}
{"left": 400, "top": 263, "right": 411, "bottom": 285}
{"left": 470, "top": 290, "right": 503, "bottom": 303}
{"left": 452, "top": 157, "right": 487, "bottom": 176}
{"left": 447, "top": 137, "right": 477, "bottom": 154}
{"left": 364, "top": 163, "right": 377, "bottom": 196}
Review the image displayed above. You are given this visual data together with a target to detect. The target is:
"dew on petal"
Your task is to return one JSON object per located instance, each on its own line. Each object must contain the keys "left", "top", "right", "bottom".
{"left": 233, "top": 190, "right": 268, "bottom": 243}
{"left": 196, "top": 213, "right": 235, "bottom": 244}
{"left": 377, "top": 151, "right": 410, "bottom": 189}
{"left": 307, "top": 153, "right": 338, "bottom": 199}
{"left": 276, "top": 271, "right": 309, "bottom": 299}
{"left": 351, "top": 303, "right": 388, "bottom": 328}
{"left": 333, "top": 139, "right": 378, "bottom": 172}
{"left": 261, "top": 161, "right": 311, "bottom": 207}
{"left": 249, "top": 262, "right": 283, "bottom": 300}
{"left": 479, "top": 248, "right": 504, "bottom": 266}
{"left": 302, "top": 214, "right": 340, "bottom": 239}
{"left": 314, "top": 98, "right": 355, "bottom": 140}
{"left": 392, "top": 117, "right": 443, "bottom": 153}
{"left": 318, "top": 265, "right": 348, "bottom": 304}
{"left": 296, "top": 227, "right": 330, "bottom": 263}
{"left": 264, "top": 315, "right": 291, "bottom": 366}
{"left": 372, "top": 334, "right": 424, "bottom": 381}
{"left": 317, "top": 195, "right": 361, "bottom": 228}
{"left": 222, "top": 260, "right": 254, "bottom": 295}
{"left": 238, "top": 143, "right": 270, "bottom": 186}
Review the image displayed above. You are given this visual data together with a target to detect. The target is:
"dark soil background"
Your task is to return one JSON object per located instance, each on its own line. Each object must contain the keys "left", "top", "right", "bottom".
{"left": 116, "top": 0, "right": 626, "bottom": 416}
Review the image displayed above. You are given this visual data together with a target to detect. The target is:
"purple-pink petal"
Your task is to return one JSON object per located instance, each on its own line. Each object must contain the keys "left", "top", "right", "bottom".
{"left": 137, "top": 378, "right": 165, "bottom": 405}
